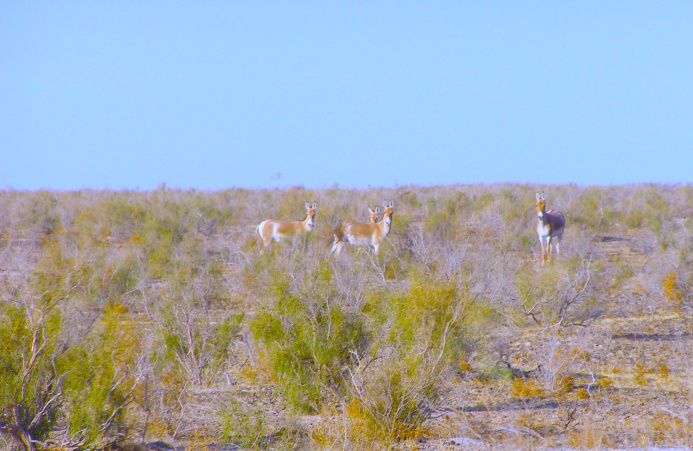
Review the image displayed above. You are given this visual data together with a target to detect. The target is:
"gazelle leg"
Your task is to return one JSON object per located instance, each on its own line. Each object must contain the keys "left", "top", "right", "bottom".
{"left": 332, "top": 241, "right": 344, "bottom": 257}
{"left": 539, "top": 237, "right": 545, "bottom": 265}
{"left": 260, "top": 232, "right": 272, "bottom": 247}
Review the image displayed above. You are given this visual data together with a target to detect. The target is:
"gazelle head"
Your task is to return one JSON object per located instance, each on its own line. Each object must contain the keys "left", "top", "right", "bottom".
{"left": 368, "top": 206, "right": 380, "bottom": 223}
{"left": 535, "top": 193, "right": 546, "bottom": 219}
{"left": 305, "top": 202, "right": 317, "bottom": 229}
{"left": 382, "top": 201, "right": 394, "bottom": 225}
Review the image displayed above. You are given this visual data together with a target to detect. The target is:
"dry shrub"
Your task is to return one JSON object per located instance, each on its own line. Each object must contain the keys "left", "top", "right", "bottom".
{"left": 346, "top": 357, "right": 433, "bottom": 449}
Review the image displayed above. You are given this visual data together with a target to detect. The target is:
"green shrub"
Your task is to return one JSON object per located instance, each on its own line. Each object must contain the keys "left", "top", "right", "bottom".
{"left": 0, "top": 301, "right": 63, "bottom": 450}
{"left": 574, "top": 188, "right": 616, "bottom": 231}
{"left": 220, "top": 398, "right": 268, "bottom": 449}
{"left": 251, "top": 263, "right": 370, "bottom": 413}
{"left": 348, "top": 273, "right": 475, "bottom": 446}
{"left": 388, "top": 275, "right": 467, "bottom": 358}
{"left": 60, "top": 304, "right": 142, "bottom": 447}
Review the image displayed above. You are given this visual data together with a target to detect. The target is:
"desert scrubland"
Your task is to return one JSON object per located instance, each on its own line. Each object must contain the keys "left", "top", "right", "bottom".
{"left": 1, "top": 183, "right": 692, "bottom": 450}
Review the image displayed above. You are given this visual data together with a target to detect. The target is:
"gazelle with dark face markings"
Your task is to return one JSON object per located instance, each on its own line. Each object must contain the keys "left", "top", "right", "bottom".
{"left": 257, "top": 202, "right": 317, "bottom": 247}
{"left": 536, "top": 193, "right": 565, "bottom": 265}
{"left": 331, "top": 201, "right": 394, "bottom": 257}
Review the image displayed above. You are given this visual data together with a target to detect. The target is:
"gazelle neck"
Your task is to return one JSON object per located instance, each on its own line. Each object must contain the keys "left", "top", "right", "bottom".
{"left": 378, "top": 212, "right": 392, "bottom": 232}
{"left": 302, "top": 215, "right": 314, "bottom": 230}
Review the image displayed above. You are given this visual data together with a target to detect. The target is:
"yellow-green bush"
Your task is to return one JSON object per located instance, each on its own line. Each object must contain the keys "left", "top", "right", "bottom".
{"left": 0, "top": 301, "right": 63, "bottom": 449}
{"left": 251, "top": 263, "right": 370, "bottom": 413}
{"left": 60, "top": 304, "right": 142, "bottom": 447}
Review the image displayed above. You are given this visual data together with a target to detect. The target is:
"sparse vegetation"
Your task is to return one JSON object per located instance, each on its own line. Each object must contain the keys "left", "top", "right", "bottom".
{"left": 0, "top": 184, "right": 692, "bottom": 450}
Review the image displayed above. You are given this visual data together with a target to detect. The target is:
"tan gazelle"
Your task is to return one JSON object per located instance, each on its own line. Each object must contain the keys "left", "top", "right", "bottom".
{"left": 257, "top": 202, "right": 317, "bottom": 247}
{"left": 536, "top": 193, "right": 565, "bottom": 265}
{"left": 331, "top": 201, "right": 394, "bottom": 256}
{"left": 368, "top": 205, "right": 380, "bottom": 223}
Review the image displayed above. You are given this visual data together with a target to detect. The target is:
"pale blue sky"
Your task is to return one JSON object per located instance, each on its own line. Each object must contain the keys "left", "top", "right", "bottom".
{"left": 2, "top": 2, "right": 692, "bottom": 190}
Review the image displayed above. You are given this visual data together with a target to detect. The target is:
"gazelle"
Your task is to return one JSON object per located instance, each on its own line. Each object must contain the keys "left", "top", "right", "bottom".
{"left": 368, "top": 206, "right": 380, "bottom": 223}
{"left": 257, "top": 202, "right": 317, "bottom": 247}
{"left": 536, "top": 193, "right": 565, "bottom": 265}
{"left": 331, "top": 201, "right": 394, "bottom": 256}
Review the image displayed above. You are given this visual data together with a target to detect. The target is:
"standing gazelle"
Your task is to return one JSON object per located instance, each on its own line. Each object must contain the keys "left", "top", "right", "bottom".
{"left": 536, "top": 193, "right": 565, "bottom": 265}
{"left": 257, "top": 202, "right": 317, "bottom": 247}
{"left": 331, "top": 201, "right": 394, "bottom": 256}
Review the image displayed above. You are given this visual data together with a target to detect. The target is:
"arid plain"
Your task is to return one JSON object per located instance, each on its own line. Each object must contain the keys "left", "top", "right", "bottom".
{"left": 1, "top": 184, "right": 691, "bottom": 450}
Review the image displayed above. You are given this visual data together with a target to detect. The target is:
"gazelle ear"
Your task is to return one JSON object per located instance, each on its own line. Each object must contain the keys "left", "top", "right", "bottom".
{"left": 541, "top": 193, "right": 546, "bottom": 200}
{"left": 376, "top": 207, "right": 380, "bottom": 213}
{"left": 306, "top": 202, "right": 310, "bottom": 209}
{"left": 536, "top": 193, "right": 540, "bottom": 201}
{"left": 312, "top": 202, "right": 317, "bottom": 209}
{"left": 389, "top": 201, "right": 394, "bottom": 208}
